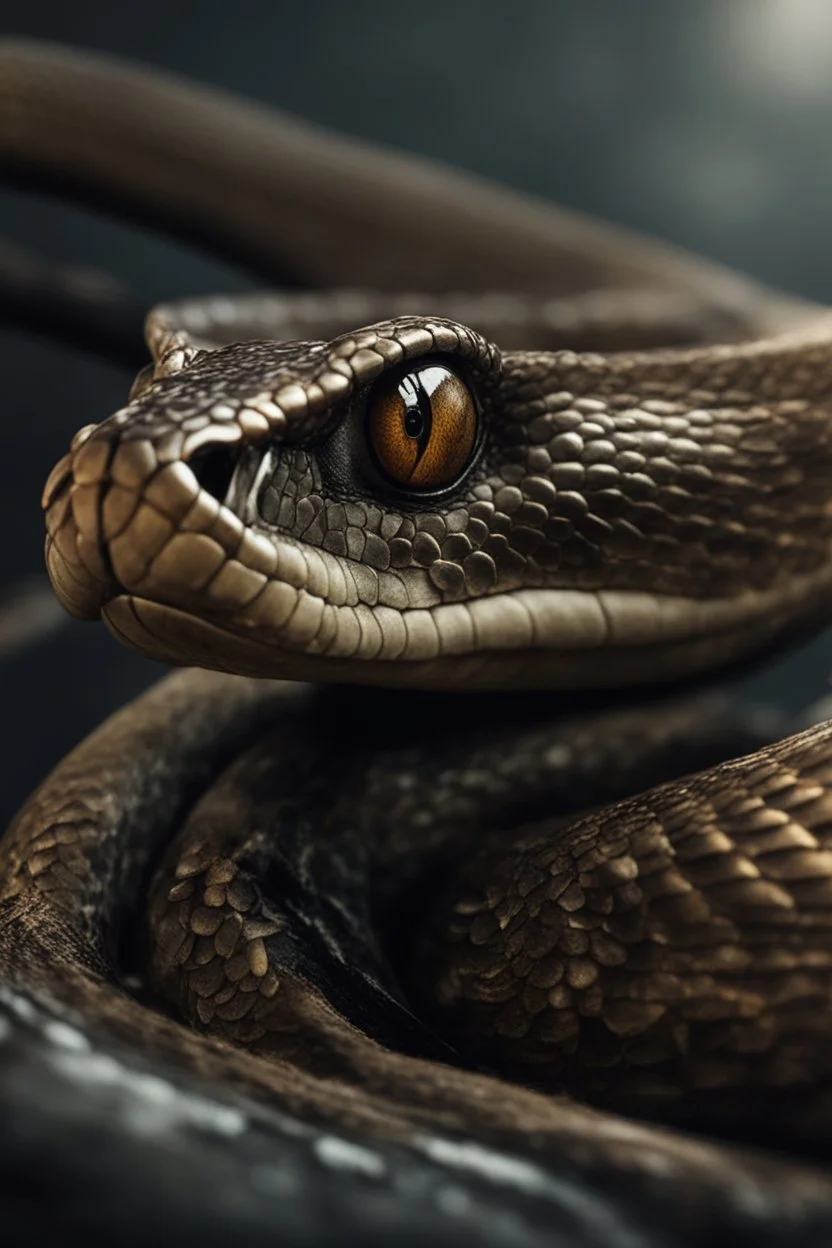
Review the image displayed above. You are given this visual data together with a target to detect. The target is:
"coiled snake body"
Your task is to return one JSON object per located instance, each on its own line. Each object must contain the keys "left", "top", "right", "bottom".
{"left": 3, "top": 40, "right": 832, "bottom": 1247}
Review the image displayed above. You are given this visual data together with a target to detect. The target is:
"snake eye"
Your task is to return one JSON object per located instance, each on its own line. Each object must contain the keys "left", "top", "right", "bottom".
{"left": 366, "top": 361, "right": 478, "bottom": 491}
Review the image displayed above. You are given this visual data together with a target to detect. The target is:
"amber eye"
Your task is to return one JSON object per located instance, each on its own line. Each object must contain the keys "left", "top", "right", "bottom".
{"left": 366, "top": 361, "right": 478, "bottom": 491}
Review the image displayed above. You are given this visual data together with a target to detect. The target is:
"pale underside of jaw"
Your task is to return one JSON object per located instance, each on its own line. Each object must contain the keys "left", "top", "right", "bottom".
{"left": 98, "top": 563, "right": 832, "bottom": 692}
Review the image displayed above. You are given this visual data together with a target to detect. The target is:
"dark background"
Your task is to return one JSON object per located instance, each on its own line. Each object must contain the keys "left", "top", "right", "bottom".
{"left": 3, "top": 0, "right": 832, "bottom": 824}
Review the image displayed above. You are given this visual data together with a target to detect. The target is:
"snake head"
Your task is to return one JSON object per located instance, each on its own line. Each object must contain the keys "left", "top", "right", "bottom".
{"left": 42, "top": 309, "right": 832, "bottom": 689}
{"left": 42, "top": 314, "right": 537, "bottom": 687}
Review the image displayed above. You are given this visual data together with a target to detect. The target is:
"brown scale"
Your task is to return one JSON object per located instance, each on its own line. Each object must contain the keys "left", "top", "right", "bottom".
{"left": 413, "top": 726, "right": 832, "bottom": 1142}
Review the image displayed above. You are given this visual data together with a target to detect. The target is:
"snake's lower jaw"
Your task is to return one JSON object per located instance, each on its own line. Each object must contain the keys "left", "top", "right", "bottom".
{"left": 99, "top": 595, "right": 544, "bottom": 688}
{"left": 43, "top": 459, "right": 832, "bottom": 691}
{"left": 95, "top": 587, "right": 832, "bottom": 694}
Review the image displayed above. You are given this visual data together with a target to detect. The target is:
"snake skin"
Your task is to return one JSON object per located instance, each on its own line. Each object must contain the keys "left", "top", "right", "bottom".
{"left": 4, "top": 37, "right": 832, "bottom": 1248}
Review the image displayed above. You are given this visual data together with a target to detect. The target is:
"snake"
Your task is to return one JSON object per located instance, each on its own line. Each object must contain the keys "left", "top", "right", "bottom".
{"left": 4, "top": 38, "right": 832, "bottom": 1248}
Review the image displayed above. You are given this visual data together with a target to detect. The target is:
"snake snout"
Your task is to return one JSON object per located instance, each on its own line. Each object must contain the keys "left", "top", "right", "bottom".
{"left": 43, "top": 426, "right": 119, "bottom": 619}
{"left": 43, "top": 418, "right": 250, "bottom": 624}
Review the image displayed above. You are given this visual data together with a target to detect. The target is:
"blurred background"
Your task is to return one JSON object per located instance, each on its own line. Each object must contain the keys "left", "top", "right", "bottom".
{"left": 2, "top": 0, "right": 832, "bottom": 824}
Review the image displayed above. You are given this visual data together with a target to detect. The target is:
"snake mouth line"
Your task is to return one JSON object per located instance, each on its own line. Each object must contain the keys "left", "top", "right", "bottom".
{"left": 99, "top": 569, "right": 832, "bottom": 691}
{"left": 42, "top": 437, "right": 832, "bottom": 690}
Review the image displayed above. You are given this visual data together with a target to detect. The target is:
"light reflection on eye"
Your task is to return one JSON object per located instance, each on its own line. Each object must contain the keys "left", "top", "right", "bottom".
{"left": 366, "top": 361, "right": 478, "bottom": 491}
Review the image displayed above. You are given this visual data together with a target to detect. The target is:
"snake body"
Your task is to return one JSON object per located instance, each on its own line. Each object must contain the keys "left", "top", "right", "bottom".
{"left": 4, "top": 40, "right": 832, "bottom": 1247}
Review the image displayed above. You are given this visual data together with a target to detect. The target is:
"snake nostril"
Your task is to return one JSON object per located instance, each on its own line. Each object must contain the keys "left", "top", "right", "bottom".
{"left": 189, "top": 445, "right": 240, "bottom": 506}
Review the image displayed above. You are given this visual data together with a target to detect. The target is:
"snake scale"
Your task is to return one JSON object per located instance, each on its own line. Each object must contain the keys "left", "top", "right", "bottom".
{"left": 4, "top": 38, "right": 832, "bottom": 1247}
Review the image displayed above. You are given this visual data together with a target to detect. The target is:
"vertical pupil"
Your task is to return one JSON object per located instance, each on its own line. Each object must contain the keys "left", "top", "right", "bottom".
{"left": 404, "top": 407, "right": 423, "bottom": 439}
{"left": 399, "top": 372, "right": 431, "bottom": 458}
